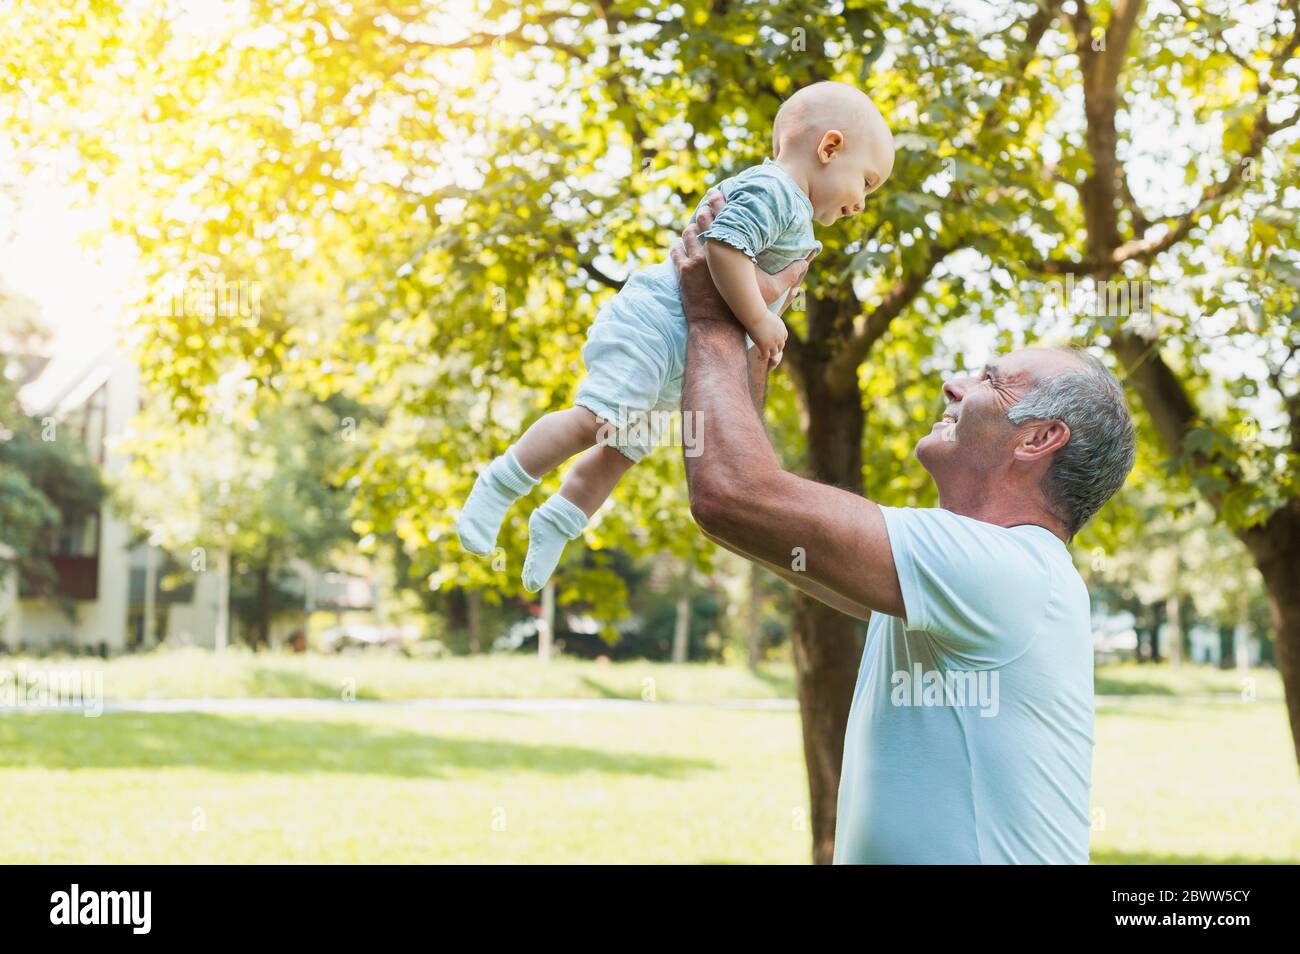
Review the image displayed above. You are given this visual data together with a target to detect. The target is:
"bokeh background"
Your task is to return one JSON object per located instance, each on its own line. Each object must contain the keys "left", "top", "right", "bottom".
{"left": 0, "top": 0, "right": 1297, "bottom": 863}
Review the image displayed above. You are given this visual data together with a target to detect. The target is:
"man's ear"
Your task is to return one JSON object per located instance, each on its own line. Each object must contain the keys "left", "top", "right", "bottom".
{"left": 1013, "top": 419, "right": 1070, "bottom": 463}
{"left": 816, "top": 130, "right": 845, "bottom": 164}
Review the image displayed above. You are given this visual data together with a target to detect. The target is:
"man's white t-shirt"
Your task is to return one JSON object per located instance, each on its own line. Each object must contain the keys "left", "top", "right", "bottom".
{"left": 833, "top": 506, "right": 1095, "bottom": 864}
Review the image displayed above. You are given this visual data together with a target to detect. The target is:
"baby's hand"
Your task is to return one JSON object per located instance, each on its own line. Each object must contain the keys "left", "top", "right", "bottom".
{"left": 752, "top": 313, "right": 788, "bottom": 366}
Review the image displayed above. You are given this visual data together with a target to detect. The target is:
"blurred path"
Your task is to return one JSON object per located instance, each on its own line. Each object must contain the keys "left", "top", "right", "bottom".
{"left": 0, "top": 694, "right": 1273, "bottom": 715}
{"left": 0, "top": 697, "right": 801, "bottom": 714}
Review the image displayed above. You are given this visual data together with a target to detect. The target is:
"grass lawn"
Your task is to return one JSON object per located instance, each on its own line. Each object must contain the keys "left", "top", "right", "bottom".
{"left": 1090, "top": 697, "right": 1298, "bottom": 863}
{"left": 2, "top": 648, "right": 796, "bottom": 703}
{"left": 0, "top": 690, "right": 1294, "bottom": 863}
{"left": 0, "top": 705, "right": 809, "bottom": 864}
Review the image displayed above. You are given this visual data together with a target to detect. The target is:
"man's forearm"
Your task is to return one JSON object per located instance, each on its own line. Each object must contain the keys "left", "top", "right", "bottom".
{"left": 698, "top": 525, "right": 873, "bottom": 622}
{"left": 682, "top": 316, "right": 896, "bottom": 618}
{"left": 682, "top": 320, "right": 782, "bottom": 505}
{"left": 674, "top": 199, "right": 903, "bottom": 620}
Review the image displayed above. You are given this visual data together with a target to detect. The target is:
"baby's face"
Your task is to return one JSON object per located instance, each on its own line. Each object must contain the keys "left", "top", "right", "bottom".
{"left": 808, "top": 128, "right": 894, "bottom": 227}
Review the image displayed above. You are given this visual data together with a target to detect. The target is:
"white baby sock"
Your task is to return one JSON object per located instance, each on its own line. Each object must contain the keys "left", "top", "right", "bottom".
{"left": 457, "top": 447, "right": 540, "bottom": 555}
{"left": 522, "top": 493, "right": 588, "bottom": 592}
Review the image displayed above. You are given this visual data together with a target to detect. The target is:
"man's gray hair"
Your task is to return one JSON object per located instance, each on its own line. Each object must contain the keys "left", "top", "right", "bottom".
{"left": 1006, "top": 347, "right": 1136, "bottom": 538}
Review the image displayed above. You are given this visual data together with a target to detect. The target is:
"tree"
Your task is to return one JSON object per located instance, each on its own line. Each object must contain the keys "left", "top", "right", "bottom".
{"left": 1083, "top": 481, "right": 1272, "bottom": 663}
{"left": 117, "top": 392, "right": 361, "bottom": 647}
{"left": 1008, "top": 0, "right": 1300, "bottom": 754}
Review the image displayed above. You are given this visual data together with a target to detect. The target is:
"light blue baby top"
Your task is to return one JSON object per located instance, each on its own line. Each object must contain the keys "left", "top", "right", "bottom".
{"left": 573, "top": 160, "right": 821, "bottom": 461}
{"left": 834, "top": 506, "right": 1095, "bottom": 865}
{"left": 696, "top": 159, "right": 823, "bottom": 311}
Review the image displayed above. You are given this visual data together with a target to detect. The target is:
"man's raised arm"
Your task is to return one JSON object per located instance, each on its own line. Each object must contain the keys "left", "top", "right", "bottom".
{"left": 671, "top": 201, "right": 905, "bottom": 621}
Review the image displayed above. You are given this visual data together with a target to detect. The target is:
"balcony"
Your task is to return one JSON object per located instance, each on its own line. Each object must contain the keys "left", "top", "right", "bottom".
{"left": 50, "top": 555, "right": 99, "bottom": 601}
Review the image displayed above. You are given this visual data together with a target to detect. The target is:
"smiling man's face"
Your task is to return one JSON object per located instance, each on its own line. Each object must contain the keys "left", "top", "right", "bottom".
{"left": 916, "top": 347, "right": 1086, "bottom": 486}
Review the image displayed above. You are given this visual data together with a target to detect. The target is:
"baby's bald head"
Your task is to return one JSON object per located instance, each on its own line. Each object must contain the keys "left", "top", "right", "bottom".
{"left": 775, "top": 82, "right": 882, "bottom": 142}
{"left": 772, "top": 81, "right": 895, "bottom": 226}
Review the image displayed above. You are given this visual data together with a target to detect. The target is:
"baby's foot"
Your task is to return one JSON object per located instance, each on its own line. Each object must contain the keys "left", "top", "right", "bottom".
{"left": 522, "top": 494, "right": 588, "bottom": 592}
{"left": 457, "top": 449, "right": 539, "bottom": 555}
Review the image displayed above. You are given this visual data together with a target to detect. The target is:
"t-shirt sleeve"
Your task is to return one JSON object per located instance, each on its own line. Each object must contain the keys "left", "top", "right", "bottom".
{"left": 697, "top": 175, "right": 796, "bottom": 261}
{"left": 880, "top": 506, "right": 1055, "bottom": 668}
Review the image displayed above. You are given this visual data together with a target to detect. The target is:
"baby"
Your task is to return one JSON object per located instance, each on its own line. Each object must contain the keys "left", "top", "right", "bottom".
{"left": 458, "top": 81, "right": 895, "bottom": 590}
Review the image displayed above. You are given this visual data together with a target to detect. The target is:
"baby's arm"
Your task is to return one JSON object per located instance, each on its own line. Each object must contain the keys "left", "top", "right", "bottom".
{"left": 704, "top": 241, "right": 788, "bottom": 364}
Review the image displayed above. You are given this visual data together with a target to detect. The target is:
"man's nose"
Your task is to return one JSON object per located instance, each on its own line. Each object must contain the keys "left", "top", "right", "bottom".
{"left": 942, "top": 376, "right": 969, "bottom": 403}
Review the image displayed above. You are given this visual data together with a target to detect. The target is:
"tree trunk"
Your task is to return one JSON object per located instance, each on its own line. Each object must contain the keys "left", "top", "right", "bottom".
{"left": 1240, "top": 502, "right": 1300, "bottom": 763}
{"left": 1148, "top": 605, "right": 1161, "bottom": 662}
{"left": 256, "top": 563, "right": 272, "bottom": 650}
{"left": 1234, "top": 590, "right": 1251, "bottom": 671}
{"left": 671, "top": 561, "right": 691, "bottom": 664}
{"left": 142, "top": 544, "right": 158, "bottom": 648}
{"left": 447, "top": 588, "right": 468, "bottom": 631}
{"left": 538, "top": 580, "right": 555, "bottom": 662}
{"left": 1217, "top": 625, "right": 1233, "bottom": 671}
{"left": 790, "top": 334, "right": 869, "bottom": 864}
{"left": 791, "top": 595, "right": 864, "bottom": 864}
{"left": 466, "top": 589, "right": 482, "bottom": 655}
{"left": 746, "top": 562, "right": 763, "bottom": 672}
{"left": 214, "top": 550, "right": 230, "bottom": 654}
{"left": 1164, "top": 594, "right": 1182, "bottom": 669}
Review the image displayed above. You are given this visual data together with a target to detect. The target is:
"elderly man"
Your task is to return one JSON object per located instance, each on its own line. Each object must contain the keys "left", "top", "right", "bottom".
{"left": 671, "top": 194, "right": 1136, "bottom": 864}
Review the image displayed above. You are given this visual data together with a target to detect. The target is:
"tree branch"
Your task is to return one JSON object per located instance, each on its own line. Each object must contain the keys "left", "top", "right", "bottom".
{"left": 820, "top": 1, "right": 1061, "bottom": 396}
{"left": 1111, "top": 331, "right": 1247, "bottom": 509}
{"left": 823, "top": 241, "right": 957, "bottom": 398}
{"left": 1116, "top": 163, "right": 1152, "bottom": 234}
{"left": 1030, "top": 7, "right": 1299, "bottom": 276}
{"left": 579, "top": 261, "right": 624, "bottom": 291}
{"left": 558, "top": 228, "right": 625, "bottom": 291}
{"left": 1101, "top": 0, "right": 1145, "bottom": 91}
{"left": 970, "top": 0, "right": 1063, "bottom": 141}
{"left": 1027, "top": 56, "right": 1300, "bottom": 274}
{"left": 1110, "top": 93, "right": 1299, "bottom": 265}
{"left": 388, "top": 12, "right": 588, "bottom": 59}
{"left": 1168, "top": 0, "right": 1259, "bottom": 75}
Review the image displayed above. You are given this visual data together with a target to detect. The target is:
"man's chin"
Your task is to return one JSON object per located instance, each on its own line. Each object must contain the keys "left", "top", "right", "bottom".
{"left": 915, "top": 429, "right": 953, "bottom": 468}
{"left": 915, "top": 434, "right": 932, "bottom": 466}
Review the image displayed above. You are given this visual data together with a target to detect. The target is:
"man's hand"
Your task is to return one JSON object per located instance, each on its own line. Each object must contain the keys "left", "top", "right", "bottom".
{"left": 671, "top": 190, "right": 813, "bottom": 327}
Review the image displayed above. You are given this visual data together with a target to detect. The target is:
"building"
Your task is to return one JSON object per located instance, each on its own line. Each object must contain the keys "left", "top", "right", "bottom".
{"left": 0, "top": 345, "right": 224, "bottom": 653}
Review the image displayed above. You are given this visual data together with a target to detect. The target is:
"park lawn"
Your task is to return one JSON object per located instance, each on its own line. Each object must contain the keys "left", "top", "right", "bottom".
{"left": 1093, "top": 661, "right": 1283, "bottom": 699}
{"left": 0, "top": 695, "right": 1295, "bottom": 864}
{"left": 0, "top": 704, "right": 809, "bottom": 864}
{"left": 0, "top": 647, "right": 1283, "bottom": 702}
{"left": 3, "top": 648, "right": 796, "bottom": 703}
{"left": 1089, "top": 696, "right": 1299, "bottom": 864}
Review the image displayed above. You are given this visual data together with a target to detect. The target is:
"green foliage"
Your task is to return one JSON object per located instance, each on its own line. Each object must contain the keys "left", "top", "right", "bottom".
{"left": 3, "top": 0, "right": 1297, "bottom": 624}
{"left": 115, "top": 390, "right": 362, "bottom": 641}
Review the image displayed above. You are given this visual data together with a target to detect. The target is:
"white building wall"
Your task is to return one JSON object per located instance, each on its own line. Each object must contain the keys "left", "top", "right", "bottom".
{"left": 0, "top": 560, "right": 18, "bottom": 648}
{"left": 9, "top": 346, "right": 218, "bottom": 653}
{"left": 164, "top": 569, "right": 223, "bottom": 649}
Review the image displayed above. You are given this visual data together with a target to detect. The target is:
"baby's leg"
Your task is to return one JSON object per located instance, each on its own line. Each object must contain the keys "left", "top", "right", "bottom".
{"left": 557, "top": 442, "right": 637, "bottom": 517}
{"left": 522, "top": 445, "right": 635, "bottom": 592}
{"left": 457, "top": 406, "right": 604, "bottom": 556}
{"left": 512, "top": 406, "right": 605, "bottom": 478}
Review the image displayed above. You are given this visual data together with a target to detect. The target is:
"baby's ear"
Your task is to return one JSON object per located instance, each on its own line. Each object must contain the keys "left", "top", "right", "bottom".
{"left": 817, "top": 130, "right": 845, "bottom": 164}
